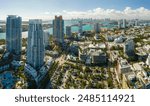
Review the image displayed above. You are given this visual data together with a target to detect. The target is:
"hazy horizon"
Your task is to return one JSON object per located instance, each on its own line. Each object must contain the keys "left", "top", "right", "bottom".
{"left": 0, "top": 0, "right": 150, "bottom": 20}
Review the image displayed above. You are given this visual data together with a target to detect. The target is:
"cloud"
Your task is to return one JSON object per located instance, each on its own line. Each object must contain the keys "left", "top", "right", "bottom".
{"left": 3, "top": 7, "right": 148, "bottom": 20}
{"left": 47, "top": 7, "right": 150, "bottom": 20}
{"left": 44, "top": 12, "right": 50, "bottom": 15}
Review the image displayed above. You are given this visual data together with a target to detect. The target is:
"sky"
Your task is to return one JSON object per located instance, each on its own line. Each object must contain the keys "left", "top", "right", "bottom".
{"left": 0, "top": 0, "right": 150, "bottom": 20}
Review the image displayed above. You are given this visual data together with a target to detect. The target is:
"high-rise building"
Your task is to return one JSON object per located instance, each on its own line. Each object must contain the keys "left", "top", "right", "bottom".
{"left": 118, "top": 20, "right": 121, "bottom": 29}
{"left": 124, "top": 39, "right": 135, "bottom": 56}
{"left": 27, "top": 19, "right": 45, "bottom": 70}
{"left": 122, "top": 19, "right": 127, "bottom": 28}
{"left": 94, "top": 23, "right": 100, "bottom": 33}
{"left": 44, "top": 32, "right": 50, "bottom": 48}
{"left": 135, "top": 19, "right": 139, "bottom": 26}
{"left": 128, "top": 20, "right": 134, "bottom": 27}
{"left": 53, "top": 16, "right": 64, "bottom": 43}
{"left": 6, "top": 15, "right": 22, "bottom": 60}
{"left": 66, "top": 26, "right": 71, "bottom": 38}
{"left": 78, "top": 21, "right": 83, "bottom": 34}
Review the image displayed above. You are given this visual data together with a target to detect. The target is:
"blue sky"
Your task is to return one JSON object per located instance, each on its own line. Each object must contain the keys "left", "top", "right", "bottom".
{"left": 0, "top": 0, "right": 150, "bottom": 20}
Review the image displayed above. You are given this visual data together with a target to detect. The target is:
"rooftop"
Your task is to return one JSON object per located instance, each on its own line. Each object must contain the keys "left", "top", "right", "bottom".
{"left": 133, "top": 63, "right": 143, "bottom": 71}
{"left": 125, "top": 72, "right": 136, "bottom": 81}
{"left": 25, "top": 64, "right": 37, "bottom": 78}
{"left": 119, "top": 59, "right": 131, "bottom": 68}
{"left": 90, "top": 49, "right": 106, "bottom": 56}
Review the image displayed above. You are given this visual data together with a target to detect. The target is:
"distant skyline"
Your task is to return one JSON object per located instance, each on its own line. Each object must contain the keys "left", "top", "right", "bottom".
{"left": 0, "top": 0, "right": 150, "bottom": 20}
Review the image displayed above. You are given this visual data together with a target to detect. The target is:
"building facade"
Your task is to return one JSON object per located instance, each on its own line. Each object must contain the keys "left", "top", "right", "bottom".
{"left": 53, "top": 16, "right": 64, "bottom": 43}
{"left": 6, "top": 15, "right": 22, "bottom": 60}
{"left": 78, "top": 21, "right": 83, "bottom": 34}
{"left": 124, "top": 39, "right": 135, "bottom": 56}
{"left": 117, "top": 59, "right": 131, "bottom": 75}
{"left": 66, "top": 26, "right": 72, "bottom": 38}
{"left": 118, "top": 20, "right": 121, "bottom": 29}
{"left": 122, "top": 19, "right": 127, "bottom": 28}
{"left": 27, "top": 19, "right": 45, "bottom": 70}
{"left": 94, "top": 23, "right": 100, "bottom": 33}
{"left": 135, "top": 19, "right": 139, "bottom": 26}
{"left": 44, "top": 32, "right": 50, "bottom": 48}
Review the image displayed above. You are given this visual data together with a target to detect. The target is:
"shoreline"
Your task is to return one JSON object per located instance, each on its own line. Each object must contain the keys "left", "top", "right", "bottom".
{"left": 0, "top": 32, "right": 28, "bottom": 40}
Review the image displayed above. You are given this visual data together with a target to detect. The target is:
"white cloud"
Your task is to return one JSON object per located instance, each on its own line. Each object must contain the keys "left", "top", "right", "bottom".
{"left": 1, "top": 7, "right": 149, "bottom": 20}
{"left": 44, "top": 12, "right": 50, "bottom": 15}
{"left": 47, "top": 7, "right": 150, "bottom": 20}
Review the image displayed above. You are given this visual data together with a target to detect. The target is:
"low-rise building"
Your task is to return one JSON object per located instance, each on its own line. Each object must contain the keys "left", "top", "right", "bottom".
{"left": 90, "top": 49, "right": 107, "bottom": 64}
{"left": 106, "top": 35, "right": 114, "bottom": 42}
{"left": 45, "top": 50, "right": 59, "bottom": 58}
{"left": 79, "top": 48, "right": 107, "bottom": 65}
{"left": 110, "top": 51, "right": 119, "bottom": 62}
{"left": 70, "top": 42, "right": 79, "bottom": 55}
{"left": 24, "top": 64, "right": 37, "bottom": 79}
{"left": 46, "top": 57, "right": 53, "bottom": 67}
{"left": 136, "top": 70, "right": 150, "bottom": 89}
{"left": 79, "top": 49, "right": 87, "bottom": 62}
{"left": 133, "top": 63, "right": 143, "bottom": 71}
{"left": 0, "top": 53, "right": 13, "bottom": 72}
{"left": 117, "top": 59, "right": 131, "bottom": 75}
{"left": 124, "top": 39, "right": 135, "bottom": 57}
{"left": 122, "top": 72, "right": 136, "bottom": 89}
{"left": 94, "top": 34, "right": 101, "bottom": 40}
{"left": 114, "top": 36, "right": 124, "bottom": 43}
{"left": 24, "top": 63, "right": 49, "bottom": 88}
{"left": 136, "top": 47, "right": 147, "bottom": 61}
{"left": 146, "top": 54, "right": 150, "bottom": 66}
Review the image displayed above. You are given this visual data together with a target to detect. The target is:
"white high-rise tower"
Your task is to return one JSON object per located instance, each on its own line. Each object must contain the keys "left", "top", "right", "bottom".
{"left": 27, "top": 19, "right": 45, "bottom": 70}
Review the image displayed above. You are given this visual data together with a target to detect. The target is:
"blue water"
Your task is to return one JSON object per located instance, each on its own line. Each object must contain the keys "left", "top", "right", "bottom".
{"left": 44, "top": 20, "right": 94, "bottom": 35}
{"left": 0, "top": 24, "right": 93, "bottom": 40}
{"left": 0, "top": 33, "right": 5, "bottom": 39}
{"left": 0, "top": 32, "right": 28, "bottom": 40}
{"left": 2, "top": 20, "right": 117, "bottom": 39}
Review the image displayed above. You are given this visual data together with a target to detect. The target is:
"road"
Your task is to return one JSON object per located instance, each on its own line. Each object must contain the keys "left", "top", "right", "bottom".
{"left": 55, "top": 55, "right": 66, "bottom": 66}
